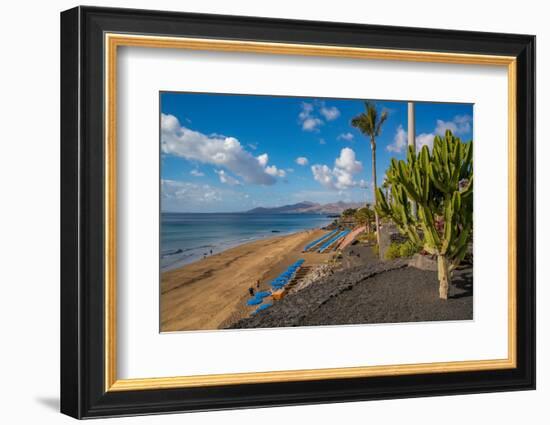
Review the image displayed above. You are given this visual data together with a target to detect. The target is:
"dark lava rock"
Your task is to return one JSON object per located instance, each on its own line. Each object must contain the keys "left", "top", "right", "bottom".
{"left": 228, "top": 261, "right": 473, "bottom": 329}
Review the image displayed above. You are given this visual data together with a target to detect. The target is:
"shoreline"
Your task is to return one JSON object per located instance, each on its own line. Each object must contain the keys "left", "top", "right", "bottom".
{"left": 160, "top": 228, "right": 333, "bottom": 332}
{"left": 160, "top": 213, "right": 334, "bottom": 272}
{"left": 161, "top": 226, "right": 325, "bottom": 272}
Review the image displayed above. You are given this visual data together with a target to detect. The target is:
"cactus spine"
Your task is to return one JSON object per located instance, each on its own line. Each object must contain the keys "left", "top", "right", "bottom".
{"left": 375, "top": 130, "right": 473, "bottom": 299}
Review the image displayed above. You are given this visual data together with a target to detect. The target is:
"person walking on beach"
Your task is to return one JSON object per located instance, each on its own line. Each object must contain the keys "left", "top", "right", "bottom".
{"left": 256, "top": 279, "right": 260, "bottom": 289}
{"left": 248, "top": 287, "right": 255, "bottom": 297}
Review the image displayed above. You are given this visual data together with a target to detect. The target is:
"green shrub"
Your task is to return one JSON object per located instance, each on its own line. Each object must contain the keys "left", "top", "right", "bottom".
{"left": 356, "top": 231, "right": 376, "bottom": 244}
{"left": 385, "top": 241, "right": 419, "bottom": 259}
{"left": 399, "top": 241, "right": 419, "bottom": 257}
{"left": 365, "top": 232, "right": 377, "bottom": 242}
{"left": 384, "top": 242, "right": 402, "bottom": 259}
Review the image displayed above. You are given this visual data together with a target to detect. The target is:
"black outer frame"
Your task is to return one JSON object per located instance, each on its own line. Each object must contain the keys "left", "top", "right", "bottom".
{"left": 60, "top": 6, "right": 536, "bottom": 419}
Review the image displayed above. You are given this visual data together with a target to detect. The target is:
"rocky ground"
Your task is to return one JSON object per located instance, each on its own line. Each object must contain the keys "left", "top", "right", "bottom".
{"left": 340, "top": 242, "right": 378, "bottom": 268}
{"left": 227, "top": 254, "right": 473, "bottom": 329}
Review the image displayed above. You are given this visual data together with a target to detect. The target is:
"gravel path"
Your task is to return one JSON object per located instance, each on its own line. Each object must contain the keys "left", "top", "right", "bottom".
{"left": 228, "top": 261, "right": 473, "bottom": 329}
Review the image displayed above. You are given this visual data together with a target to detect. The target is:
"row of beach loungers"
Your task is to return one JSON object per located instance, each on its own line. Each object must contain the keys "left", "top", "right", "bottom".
{"left": 302, "top": 229, "right": 339, "bottom": 252}
{"left": 245, "top": 259, "right": 305, "bottom": 315}
{"left": 244, "top": 228, "right": 354, "bottom": 317}
{"left": 303, "top": 229, "right": 350, "bottom": 253}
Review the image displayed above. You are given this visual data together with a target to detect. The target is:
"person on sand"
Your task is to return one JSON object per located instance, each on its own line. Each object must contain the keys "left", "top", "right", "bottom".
{"left": 248, "top": 287, "right": 255, "bottom": 297}
{"left": 256, "top": 279, "right": 260, "bottom": 289}
{"left": 210, "top": 249, "right": 213, "bottom": 255}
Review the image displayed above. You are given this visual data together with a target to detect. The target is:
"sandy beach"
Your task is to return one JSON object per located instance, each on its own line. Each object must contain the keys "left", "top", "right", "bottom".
{"left": 160, "top": 229, "right": 331, "bottom": 332}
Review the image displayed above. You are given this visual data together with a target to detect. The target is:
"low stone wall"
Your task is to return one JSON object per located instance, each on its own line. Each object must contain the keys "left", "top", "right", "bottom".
{"left": 408, "top": 253, "right": 438, "bottom": 271}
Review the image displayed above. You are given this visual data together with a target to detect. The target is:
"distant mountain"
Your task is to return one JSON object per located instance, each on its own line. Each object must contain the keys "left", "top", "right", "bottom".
{"left": 245, "top": 201, "right": 319, "bottom": 214}
{"left": 244, "top": 201, "right": 363, "bottom": 215}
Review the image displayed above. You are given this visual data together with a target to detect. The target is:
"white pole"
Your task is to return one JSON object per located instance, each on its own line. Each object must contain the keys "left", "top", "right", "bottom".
{"left": 408, "top": 102, "right": 415, "bottom": 151}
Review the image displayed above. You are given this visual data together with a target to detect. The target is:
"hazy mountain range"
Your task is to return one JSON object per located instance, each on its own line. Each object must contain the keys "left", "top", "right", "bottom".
{"left": 244, "top": 201, "right": 363, "bottom": 215}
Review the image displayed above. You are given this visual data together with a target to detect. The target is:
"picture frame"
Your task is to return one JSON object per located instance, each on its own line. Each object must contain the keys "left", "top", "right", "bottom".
{"left": 60, "top": 5, "right": 536, "bottom": 419}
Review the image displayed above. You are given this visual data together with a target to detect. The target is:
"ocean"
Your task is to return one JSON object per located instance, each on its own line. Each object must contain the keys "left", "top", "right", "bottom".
{"left": 161, "top": 212, "right": 334, "bottom": 271}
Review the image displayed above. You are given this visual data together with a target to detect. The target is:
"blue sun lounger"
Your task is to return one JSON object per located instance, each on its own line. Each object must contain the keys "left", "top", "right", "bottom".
{"left": 269, "top": 259, "right": 305, "bottom": 289}
{"left": 317, "top": 230, "right": 350, "bottom": 253}
{"left": 246, "top": 296, "right": 263, "bottom": 306}
{"left": 302, "top": 230, "right": 338, "bottom": 252}
{"left": 253, "top": 303, "right": 273, "bottom": 314}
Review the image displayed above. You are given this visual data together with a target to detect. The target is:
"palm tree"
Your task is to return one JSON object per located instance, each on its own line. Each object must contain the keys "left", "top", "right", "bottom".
{"left": 354, "top": 206, "right": 374, "bottom": 233}
{"left": 351, "top": 101, "right": 388, "bottom": 256}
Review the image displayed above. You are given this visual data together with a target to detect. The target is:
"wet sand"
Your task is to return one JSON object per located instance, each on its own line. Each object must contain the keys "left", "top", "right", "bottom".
{"left": 160, "top": 229, "right": 332, "bottom": 332}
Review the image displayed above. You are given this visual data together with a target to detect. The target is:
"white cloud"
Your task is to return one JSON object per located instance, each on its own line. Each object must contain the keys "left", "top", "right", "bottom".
{"left": 335, "top": 147, "right": 363, "bottom": 174}
{"left": 215, "top": 169, "right": 241, "bottom": 186}
{"left": 298, "top": 102, "right": 341, "bottom": 132}
{"left": 413, "top": 114, "right": 472, "bottom": 152}
{"left": 190, "top": 169, "right": 204, "bottom": 177}
{"left": 359, "top": 179, "right": 371, "bottom": 189}
{"left": 319, "top": 138, "right": 326, "bottom": 145}
{"left": 161, "top": 113, "right": 282, "bottom": 186}
{"left": 311, "top": 164, "right": 335, "bottom": 188}
{"left": 435, "top": 114, "right": 472, "bottom": 136}
{"left": 253, "top": 153, "right": 285, "bottom": 177}
{"left": 302, "top": 117, "right": 323, "bottom": 131}
{"left": 454, "top": 114, "right": 472, "bottom": 128}
{"left": 416, "top": 133, "right": 435, "bottom": 151}
{"left": 337, "top": 132, "right": 354, "bottom": 141}
{"left": 387, "top": 125, "right": 408, "bottom": 153}
{"left": 256, "top": 153, "right": 269, "bottom": 167}
{"left": 291, "top": 189, "right": 368, "bottom": 204}
{"left": 298, "top": 102, "right": 323, "bottom": 132}
{"left": 162, "top": 179, "right": 222, "bottom": 203}
{"left": 299, "top": 102, "right": 314, "bottom": 119}
{"left": 311, "top": 148, "right": 363, "bottom": 191}
{"left": 296, "top": 157, "right": 309, "bottom": 166}
{"left": 247, "top": 142, "right": 258, "bottom": 150}
{"left": 161, "top": 179, "right": 253, "bottom": 212}
{"left": 320, "top": 105, "right": 340, "bottom": 121}
{"left": 265, "top": 165, "right": 286, "bottom": 178}
{"left": 332, "top": 167, "right": 355, "bottom": 189}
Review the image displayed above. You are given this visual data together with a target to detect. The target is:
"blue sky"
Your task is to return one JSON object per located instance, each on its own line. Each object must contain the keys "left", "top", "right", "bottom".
{"left": 161, "top": 92, "right": 473, "bottom": 212}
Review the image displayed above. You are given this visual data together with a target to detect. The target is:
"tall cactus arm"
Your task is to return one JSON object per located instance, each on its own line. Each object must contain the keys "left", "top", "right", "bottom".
{"left": 379, "top": 130, "right": 473, "bottom": 300}
{"left": 375, "top": 187, "right": 422, "bottom": 247}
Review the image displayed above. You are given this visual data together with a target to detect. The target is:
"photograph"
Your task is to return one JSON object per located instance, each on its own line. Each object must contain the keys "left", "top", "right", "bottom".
{"left": 160, "top": 93, "right": 474, "bottom": 332}
{"left": 56, "top": 4, "right": 537, "bottom": 419}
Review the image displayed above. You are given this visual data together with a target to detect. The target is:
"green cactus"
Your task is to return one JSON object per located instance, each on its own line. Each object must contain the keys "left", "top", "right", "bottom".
{"left": 376, "top": 130, "right": 473, "bottom": 299}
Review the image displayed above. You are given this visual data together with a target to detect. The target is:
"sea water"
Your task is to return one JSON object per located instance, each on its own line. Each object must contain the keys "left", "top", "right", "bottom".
{"left": 161, "top": 212, "right": 333, "bottom": 271}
